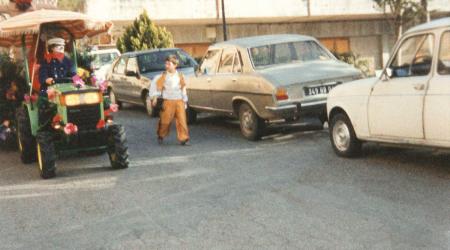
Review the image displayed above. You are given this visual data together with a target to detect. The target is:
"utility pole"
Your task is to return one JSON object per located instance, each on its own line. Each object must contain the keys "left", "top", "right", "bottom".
{"left": 221, "top": 0, "right": 227, "bottom": 41}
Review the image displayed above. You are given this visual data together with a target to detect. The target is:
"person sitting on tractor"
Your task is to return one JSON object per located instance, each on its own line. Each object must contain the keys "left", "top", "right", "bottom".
{"left": 39, "top": 37, "right": 76, "bottom": 94}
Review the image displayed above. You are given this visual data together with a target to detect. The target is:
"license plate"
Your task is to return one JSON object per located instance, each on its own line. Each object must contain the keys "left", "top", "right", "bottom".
{"left": 304, "top": 83, "right": 339, "bottom": 96}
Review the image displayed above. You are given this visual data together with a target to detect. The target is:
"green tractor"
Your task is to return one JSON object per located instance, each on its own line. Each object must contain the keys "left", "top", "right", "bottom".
{"left": 0, "top": 10, "right": 129, "bottom": 178}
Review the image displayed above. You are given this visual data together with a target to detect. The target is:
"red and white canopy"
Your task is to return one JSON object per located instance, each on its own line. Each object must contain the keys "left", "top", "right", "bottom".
{"left": 0, "top": 9, "right": 112, "bottom": 47}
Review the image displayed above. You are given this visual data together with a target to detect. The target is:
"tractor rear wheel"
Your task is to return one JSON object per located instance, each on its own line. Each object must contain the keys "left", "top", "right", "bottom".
{"left": 16, "top": 107, "right": 36, "bottom": 163}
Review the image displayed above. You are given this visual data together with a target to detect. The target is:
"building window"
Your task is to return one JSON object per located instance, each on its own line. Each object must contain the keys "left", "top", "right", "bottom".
{"left": 319, "top": 37, "right": 350, "bottom": 54}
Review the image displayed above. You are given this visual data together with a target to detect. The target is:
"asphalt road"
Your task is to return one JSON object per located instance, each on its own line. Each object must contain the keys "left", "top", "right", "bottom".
{"left": 0, "top": 105, "right": 449, "bottom": 249}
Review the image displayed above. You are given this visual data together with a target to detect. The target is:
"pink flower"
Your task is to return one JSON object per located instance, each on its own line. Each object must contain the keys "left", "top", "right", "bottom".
{"left": 98, "top": 80, "right": 108, "bottom": 92}
{"left": 91, "top": 75, "right": 97, "bottom": 85}
{"left": 24, "top": 94, "right": 30, "bottom": 103}
{"left": 109, "top": 103, "right": 119, "bottom": 112}
{"left": 47, "top": 88, "right": 56, "bottom": 100}
{"left": 72, "top": 75, "right": 85, "bottom": 88}
{"left": 64, "top": 123, "right": 78, "bottom": 135}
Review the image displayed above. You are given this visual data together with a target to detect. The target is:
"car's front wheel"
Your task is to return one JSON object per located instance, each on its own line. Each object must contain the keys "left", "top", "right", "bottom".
{"left": 238, "top": 103, "right": 265, "bottom": 141}
{"left": 109, "top": 89, "right": 122, "bottom": 108}
{"left": 329, "top": 113, "right": 361, "bottom": 157}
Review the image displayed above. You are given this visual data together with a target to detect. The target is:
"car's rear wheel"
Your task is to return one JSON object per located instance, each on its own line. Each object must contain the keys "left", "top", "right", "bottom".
{"left": 144, "top": 95, "right": 158, "bottom": 117}
{"left": 109, "top": 89, "right": 122, "bottom": 108}
{"left": 238, "top": 103, "right": 265, "bottom": 141}
{"left": 329, "top": 113, "right": 361, "bottom": 157}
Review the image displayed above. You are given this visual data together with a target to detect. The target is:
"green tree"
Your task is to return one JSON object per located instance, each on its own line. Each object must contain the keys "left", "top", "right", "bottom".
{"left": 116, "top": 10, "right": 174, "bottom": 53}
{"left": 57, "top": 0, "right": 86, "bottom": 12}
{"left": 0, "top": 52, "right": 26, "bottom": 94}
{"left": 374, "top": 0, "right": 428, "bottom": 38}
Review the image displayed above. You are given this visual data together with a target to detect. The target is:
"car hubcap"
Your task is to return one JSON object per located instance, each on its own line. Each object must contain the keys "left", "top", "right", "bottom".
{"left": 333, "top": 120, "right": 350, "bottom": 151}
{"left": 146, "top": 96, "right": 152, "bottom": 115}
{"left": 242, "top": 110, "right": 254, "bottom": 131}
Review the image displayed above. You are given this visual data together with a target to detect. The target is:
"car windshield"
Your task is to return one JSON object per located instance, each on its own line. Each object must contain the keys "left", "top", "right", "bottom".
{"left": 137, "top": 50, "right": 195, "bottom": 74}
{"left": 250, "top": 41, "right": 332, "bottom": 68}
{"left": 92, "top": 52, "right": 119, "bottom": 69}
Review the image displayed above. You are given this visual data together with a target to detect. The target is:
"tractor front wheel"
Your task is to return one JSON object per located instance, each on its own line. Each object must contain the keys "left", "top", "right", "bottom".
{"left": 107, "top": 124, "right": 129, "bottom": 169}
{"left": 36, "top": 131, "right": 56, "bottom": 179}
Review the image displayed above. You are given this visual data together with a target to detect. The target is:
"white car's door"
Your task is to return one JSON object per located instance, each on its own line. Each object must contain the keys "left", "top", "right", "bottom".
{"left": 424, "top": 30, "right": 450, "bottom": 142}
{"left": 368, "top": 33, "right": 435, "bottom": 139}
{"left": 188, "top": 49, "right": 222, "bottom": 109}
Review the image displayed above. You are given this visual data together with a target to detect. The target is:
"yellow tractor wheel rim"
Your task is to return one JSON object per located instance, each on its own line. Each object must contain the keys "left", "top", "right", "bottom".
{"left": 37, "top": 143, "right": 43, "bottom": 171}
{"left": 17, "top": 134, "right": 23, "bottom": 152}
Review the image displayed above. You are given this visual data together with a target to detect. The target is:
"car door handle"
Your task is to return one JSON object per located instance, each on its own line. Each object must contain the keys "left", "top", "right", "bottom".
{"left": 232, "top": 78, "right": 237, "bottom": 82}
{"left": 413, "top": 83, "right": 425, "bottom": 90}
{"left": 207, "top": 78, "right": 211, "bottom": 82}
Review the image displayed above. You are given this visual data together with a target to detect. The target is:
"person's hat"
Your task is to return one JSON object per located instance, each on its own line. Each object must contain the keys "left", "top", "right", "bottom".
{"left": 47, "top": 37, "right": 65, "bottom": 46}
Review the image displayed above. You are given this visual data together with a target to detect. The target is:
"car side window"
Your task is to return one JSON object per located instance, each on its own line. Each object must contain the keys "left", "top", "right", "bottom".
{"left": 200, "top": 49, "right": 222, "bottom": 75}
{"left": 233, "top": 52, "right": 243, "bottom": 73}
{"left": 438, "top": 31, "right": 450, "bottom": 75}
{"left": 389, "top": 34, "right": 434, "bottom": 77}
{"left": 126, "top": 57, "right": 138, "bottom": 74}
{"left": 114, "top": 57, "right": 127, "bottom": 75}
{"left": 218, "top": 48, "right": 235, "bottom": 74}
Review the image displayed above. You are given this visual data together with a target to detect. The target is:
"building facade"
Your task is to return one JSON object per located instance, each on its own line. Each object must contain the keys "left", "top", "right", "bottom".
{"left": 86, "top": 0, "right": 450, "bottom": 71}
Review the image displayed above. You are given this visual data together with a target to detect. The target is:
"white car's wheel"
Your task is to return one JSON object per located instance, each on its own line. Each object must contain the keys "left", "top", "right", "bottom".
{"left": 329, "top": 113, "right": 361, "bottom": 157}
{"left": 144, "top": 95, "right": 157, "bottom": 117}
{"left": 109, "top": 89, "right": 122, "bottom": 108}
{"left": 238, "top": 103, "right": 265, "bottom": 141}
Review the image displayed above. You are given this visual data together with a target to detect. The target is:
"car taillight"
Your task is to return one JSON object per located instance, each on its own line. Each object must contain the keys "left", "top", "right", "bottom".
{"left": 275, "top": 87, "right": 289, "bottom": 101}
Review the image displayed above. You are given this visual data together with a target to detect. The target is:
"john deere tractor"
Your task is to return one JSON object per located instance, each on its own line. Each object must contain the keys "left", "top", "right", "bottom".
{"left": 0, "top": 10, "right": 130, "bottom": 178}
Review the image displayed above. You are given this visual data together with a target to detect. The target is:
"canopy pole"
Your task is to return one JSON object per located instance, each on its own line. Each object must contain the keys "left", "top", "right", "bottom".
{"left": 29, "top": 30, "right": 41, "bottom": 95}
{"left": 72, "top": 39, "right": 78, "bottom": 70}
{"left": 21, "top": 34, "right": 31, "bottom": 93}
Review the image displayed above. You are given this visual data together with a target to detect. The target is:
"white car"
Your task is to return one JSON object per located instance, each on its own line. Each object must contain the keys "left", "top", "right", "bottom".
{"left": 327, "top": 17, "right": 450, "bottom": 157}
{"left": 89, "top": 48, "right": 121, "bottom": 81}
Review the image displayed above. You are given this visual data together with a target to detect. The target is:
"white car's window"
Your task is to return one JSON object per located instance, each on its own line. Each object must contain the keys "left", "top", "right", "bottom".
{"left": 293, "top": 41, "right": 330, "bottom": 62}
{"left": 113, "top": 57, "right": 126, "bottom": 74}
{"left": 438, "top": 31, "right": 450, "bottom": 75}
{"left": 92, "top": 52, "right": 119, "bottom": 69}
{"left": 200, "top": 49, "right": 222, "bottom": 75}
{"left": 233, "top": 52, "right": 243, "bottom": 73}
{"left": 126, "top": 57, "right": 138, "bottom": 74}
{"left": 218, "top": 48, "right": 235, "bottom": 74}
{"left": 390, "top": 34, "right": 434, "bottom": 77}
{"left": 250, "top": 41, "right": 332, "bottom": 68}
{"left": 137, "top": 50, "right": 194, "bottom": 73}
